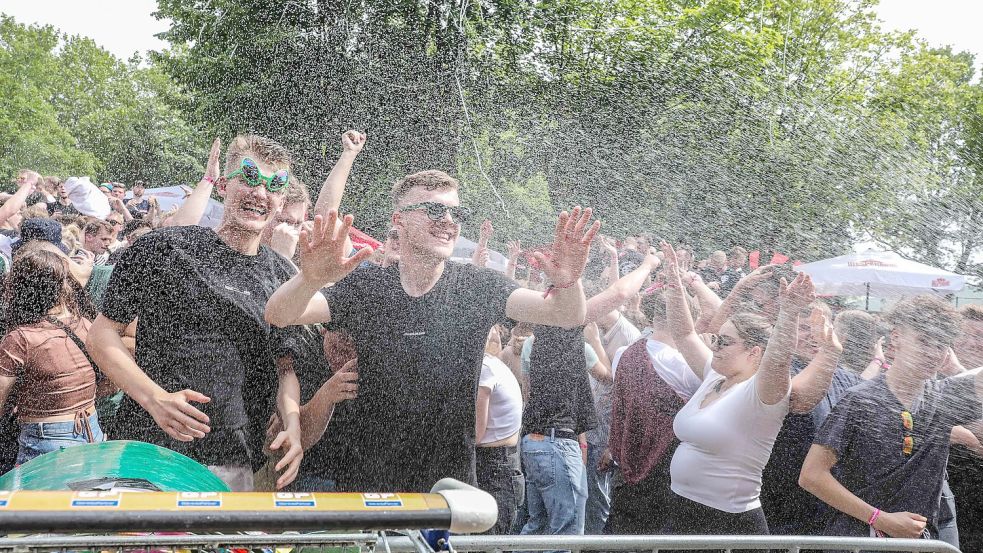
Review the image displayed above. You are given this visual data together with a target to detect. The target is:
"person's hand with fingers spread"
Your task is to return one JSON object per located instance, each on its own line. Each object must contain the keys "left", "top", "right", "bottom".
{"left": 341, "top": 130, "right": 367, "bottom": 155}
{"left": 298, "top": 210, "right": 374, "bottom": 287}
{"left": 145, "top": 388, "right": 211, "bottom": 442}
{"left": 506, "top": 239, "right": 522, "bottom": 260}
{"left": 779, "top": 273, "right": 815, "bottom": 312}
{"left": 535, "top": 206, "right": 601, "bottom": 296}
{"left": 600, "top": 235, "right": 619, "bottom": 257}
{"left": 269, "top": 416, "right": 303, "bottom": 489}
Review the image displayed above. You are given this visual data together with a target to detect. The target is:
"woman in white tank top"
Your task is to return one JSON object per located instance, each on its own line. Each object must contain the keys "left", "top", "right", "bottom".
{"left": 658, "top": 242, "right": 831, "bottom": 538}
{"left": 475, "top": 325, "right": 524, "bottom": 534}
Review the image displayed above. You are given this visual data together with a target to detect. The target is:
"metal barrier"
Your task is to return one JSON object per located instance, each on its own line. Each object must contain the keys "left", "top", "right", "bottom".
{"left": 0, "top": 533, "right": 962, "bottom": 553}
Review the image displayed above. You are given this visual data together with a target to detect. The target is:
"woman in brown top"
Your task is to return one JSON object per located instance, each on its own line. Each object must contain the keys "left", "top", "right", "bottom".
{"left": 0, "top": 249, "right": 104, "bottom": 464}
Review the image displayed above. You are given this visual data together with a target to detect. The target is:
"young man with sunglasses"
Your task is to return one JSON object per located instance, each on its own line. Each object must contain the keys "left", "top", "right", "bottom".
{"left": 266, "top": 169, "right": 600, "bottom": 492}
{"left": 88, "top": 135, "right": 311, "bottom": 491}
{"left": 800, "top": 295, "right": 983, "bottom": 541}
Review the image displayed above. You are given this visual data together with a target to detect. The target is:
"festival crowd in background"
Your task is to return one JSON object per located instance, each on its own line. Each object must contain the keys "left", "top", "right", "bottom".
{"left": 0, "top": 132, "right": 981, "bottom": 552}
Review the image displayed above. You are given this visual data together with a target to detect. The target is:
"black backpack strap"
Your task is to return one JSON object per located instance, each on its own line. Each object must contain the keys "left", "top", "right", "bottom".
{"left": 44, "top": 316, "right": 104, "bottom": 378}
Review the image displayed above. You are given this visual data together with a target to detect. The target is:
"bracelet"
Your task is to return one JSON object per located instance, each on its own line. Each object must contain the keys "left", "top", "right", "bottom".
{"left": 202, "top": 175, "right": 216, "bottom": 185}
{"left": 873, "top": 357, "right": 890, "bottom": 370}
{"left": 579, "top": 443, "right": 588, "bottom": 450}
{"left": 542, "top": 279, "right": 578, "bottom": 298}
{"left": 867, "top": 508, "right": 881, "bottom": 527}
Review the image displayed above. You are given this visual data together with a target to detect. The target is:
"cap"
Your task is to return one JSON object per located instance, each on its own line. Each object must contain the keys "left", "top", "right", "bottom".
{"left": 10, "top": 218, "right": 70, "bottom": 258}
{"left": 98, "top": 182, "right": 113, "bottom": 191}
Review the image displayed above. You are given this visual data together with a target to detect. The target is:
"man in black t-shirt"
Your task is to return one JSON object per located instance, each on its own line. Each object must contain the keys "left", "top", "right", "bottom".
{"left": 800, "top": 296, "right": 983, "bottom": 542}
{"left": 266, "top": 170, "right": 600, "bottom": 492}
{"left": 88, "top": 134, "right": 306, "bottom": 491}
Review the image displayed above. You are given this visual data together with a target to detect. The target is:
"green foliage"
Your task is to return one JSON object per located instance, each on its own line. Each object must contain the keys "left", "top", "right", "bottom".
{"left": 0, "top": 15, "right": 205, "bottom": 186}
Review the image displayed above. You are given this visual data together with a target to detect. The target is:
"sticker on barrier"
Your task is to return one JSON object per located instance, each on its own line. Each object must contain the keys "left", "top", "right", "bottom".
{"left": 273, "top": 492, "right": 317, "bottom": 508}
{"left": 362, "top": 493, "right": 403, "bottom": 508}
{"left": 71, "top": 491, "right": 122, "bottom": 508}
{"left": 176, "top": 492, "right": 222, "bottom": 508}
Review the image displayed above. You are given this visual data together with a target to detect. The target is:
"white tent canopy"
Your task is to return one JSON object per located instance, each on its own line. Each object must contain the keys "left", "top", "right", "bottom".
{"left": 795, "top": 250, "right": 966, "bottom": 297}
{"left": 126, "top": 186, "right": 225, "bottom": 229}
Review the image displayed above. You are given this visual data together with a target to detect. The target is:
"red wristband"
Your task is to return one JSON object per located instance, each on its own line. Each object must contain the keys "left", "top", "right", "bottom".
{"left": 203, "top": 175, "right": 216, "bottom": 185}
{"left": 543, "top": 279, "right": 578, "bottom": 298}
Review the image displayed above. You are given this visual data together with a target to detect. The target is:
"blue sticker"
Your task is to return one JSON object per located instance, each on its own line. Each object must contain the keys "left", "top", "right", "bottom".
{"left": 364, "top": 500, "right": 403, "bottom": 507}
{"left": 275, "top": 499, "right": 316, "bottom": 507}
{"left": 178, "top": 500, "right": 222, "bottom": 507}
{"left": 72, "top": 499, "right": 120, "bottom": 507}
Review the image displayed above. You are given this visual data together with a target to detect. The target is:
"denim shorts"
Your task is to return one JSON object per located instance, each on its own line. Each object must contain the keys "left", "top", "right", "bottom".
{"left": 17, "top": 412, "right": 104, "bottom": 465}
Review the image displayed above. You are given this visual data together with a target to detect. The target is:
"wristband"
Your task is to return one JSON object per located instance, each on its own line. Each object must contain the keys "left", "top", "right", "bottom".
{"left": 579, "top": 443, "right": 588, "bottom": 450}
{"left": 202, "top": 175, "right": 216, "bottom": 185}
{"left": 543, "top": 279, "right": 578, "bottom": 298}
{"left": 867, "top": 508, "right": 881, "bottom": 527}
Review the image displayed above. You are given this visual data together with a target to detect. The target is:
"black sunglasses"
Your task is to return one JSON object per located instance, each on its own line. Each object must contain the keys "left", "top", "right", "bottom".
{"left": 399, "top": 202, "right": 472, "bottom": 224}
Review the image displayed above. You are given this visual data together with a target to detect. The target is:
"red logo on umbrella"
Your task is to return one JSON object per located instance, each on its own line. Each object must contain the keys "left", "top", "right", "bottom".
{"left": 932, "top": 278, "right": 951, "bottom": 287}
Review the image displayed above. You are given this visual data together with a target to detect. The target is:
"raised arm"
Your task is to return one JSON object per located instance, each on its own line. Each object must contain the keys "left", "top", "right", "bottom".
{"left": 585, "top": 250, "right": 660, "bottom": 325}
{"left": 756, "top": 274, "right": 814, "bottom": 406}
{"left": 0, "top": 170, "right": 39, "bottom": 225}
{"left": 706, "top": 265, "right": 777, "bottom": 334}
{"left": 789, "top": 307, "right": 843, "bottom": 413}
{"left": 662, "top": 241, "right": 712, "bottom": 378}
{"left": 584, "top": 323, "right": 613, "bottom": 383}
{"left": 166, "top": 138, "right": 221, "bottom": 227}
{"left": 313, "top": 131, "right": 365, "bottom": 217}
{"left": 265, "top": 211, "right": 372, "bottom": 327}
{"left": 505, "top": 240, "right": 521, "bottom": 280}
{"left": 87, "top": 315, "right": 211, "bottom": 442}
{"left": 505, "top": 207, "right": 600, "bottom": 328}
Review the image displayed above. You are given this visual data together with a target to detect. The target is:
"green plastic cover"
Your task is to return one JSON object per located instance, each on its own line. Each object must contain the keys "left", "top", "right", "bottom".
{"left": 0, "top": 440, "right": 230, "bottom": 492}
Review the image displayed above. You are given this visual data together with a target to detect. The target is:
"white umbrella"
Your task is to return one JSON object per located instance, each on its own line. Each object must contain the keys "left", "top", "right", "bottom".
{"left": 795, "top": 250, "right": 966, "bottom": 309}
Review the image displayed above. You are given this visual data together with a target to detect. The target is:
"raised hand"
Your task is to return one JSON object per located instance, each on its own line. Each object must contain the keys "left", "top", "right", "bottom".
{"left": 146, "top": 389, "right": 211, "bottom": 442}
{"left": 736, "top": 264, "right": 777, "bottom": 292}
{"left": 342, "top": 130, "right": 367, "bottom": 155}
{"left": 298, "top": 210, "right": 374, "bottom": 286}
{"left": 809, "top": 307, "right": 842, "bottom": 353}
{"left": 479, "top": 219, "right": 494, "bottom": 245}
{"left": 660, "top": 241, "right": 683, "bottom": 284}
{"left": 506, "top": 240, "right": 522, "bottom": 260}
{"left": 16, "top": 170, "right": 40, "bottom": 191}
{"left": 204, "top": 138, "right": 221, "bottom": 183}
{"left": 599, "top": 235, "right": 619, "bottom": 257}
{"left": 270, "top": 222, "right": 301, "bottom": 260}
{"left": 471, "top": 245, "right": 490, "bottom": 268}
{"left": 780, "top": 273, "right": 815, "bottom": 311}
{"left": 534, "top": 207, "right": 601, "bottom": 287}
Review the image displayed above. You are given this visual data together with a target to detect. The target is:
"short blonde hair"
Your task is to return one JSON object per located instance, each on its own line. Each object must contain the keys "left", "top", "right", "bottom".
{"left": 391, "top": 170, "right": 460, "bottom": 208}
{"left": 225, "top": 134, "right": 292, "bottom": 180}
{"left": 284, "top": 175, "right": 311, "bottom": 211}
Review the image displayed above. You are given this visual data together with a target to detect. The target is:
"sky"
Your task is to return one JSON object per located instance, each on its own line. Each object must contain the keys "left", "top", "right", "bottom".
{"left": 0, "top": 0, "right": 981, "bottom": 71}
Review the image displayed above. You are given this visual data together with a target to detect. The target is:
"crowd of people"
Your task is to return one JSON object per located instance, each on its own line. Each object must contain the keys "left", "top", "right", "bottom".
{"left": 0, "top": 131, "right": 981, "bottom": 552}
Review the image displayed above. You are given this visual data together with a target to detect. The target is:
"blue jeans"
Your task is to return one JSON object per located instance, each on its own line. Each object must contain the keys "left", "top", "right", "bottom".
{"left": 17, "top": 413, "right": 104, "bottom": 465}
{"left": 585, "top": 443, "right": 612, "bottom": 534}
{"left": 519, "top": 434, "right": 587, "bottom": 546}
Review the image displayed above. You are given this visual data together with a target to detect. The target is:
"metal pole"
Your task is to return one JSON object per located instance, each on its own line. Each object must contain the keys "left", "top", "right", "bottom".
{"left": 866, "top": 282, "right": 870, "bottom": 311}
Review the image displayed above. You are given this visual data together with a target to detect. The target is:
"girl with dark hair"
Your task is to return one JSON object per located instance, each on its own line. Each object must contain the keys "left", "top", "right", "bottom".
{"left": 0, "top": 249, "right": 104, "bottom": 464}
{"left": 660, "top": 241, "right": 823, "bottom": 540}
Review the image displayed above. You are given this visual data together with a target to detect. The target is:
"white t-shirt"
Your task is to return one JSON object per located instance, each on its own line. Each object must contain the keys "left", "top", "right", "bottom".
{"left": 608, "top": 339, "right": 704, "bottom": 401}
{"left": 602, "top": 314, "right": 641, "bottom": 361}
{"left": 670, "top": 361, "right": 790, "bottom": 513}
{"left": 477, "top": 353, "right": 523, "bottom": 445}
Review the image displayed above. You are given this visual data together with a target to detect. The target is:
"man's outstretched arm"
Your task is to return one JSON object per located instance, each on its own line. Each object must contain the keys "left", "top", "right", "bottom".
{"left": 265, "top": 210, "right": 372, "bottom": 327}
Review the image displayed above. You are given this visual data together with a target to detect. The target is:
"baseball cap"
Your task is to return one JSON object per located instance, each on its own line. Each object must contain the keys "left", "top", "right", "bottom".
{"left": 10, "top": 218, "right": 70, "bottom": 258}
